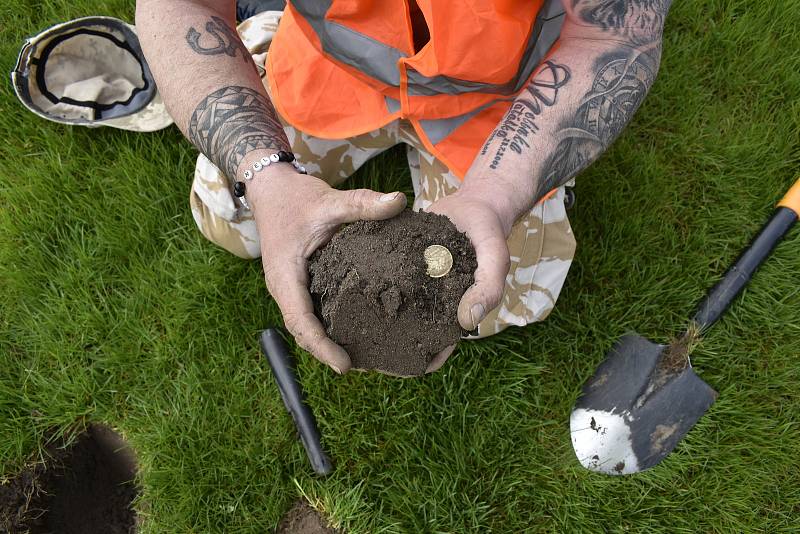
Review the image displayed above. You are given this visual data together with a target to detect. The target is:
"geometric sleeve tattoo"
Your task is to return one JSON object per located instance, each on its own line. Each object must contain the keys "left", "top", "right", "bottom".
{"left": 188, "top": 86, "right": 290, "bottom": 180}
{"left": 185, "top": 17, "right": 289, "bottom": 180}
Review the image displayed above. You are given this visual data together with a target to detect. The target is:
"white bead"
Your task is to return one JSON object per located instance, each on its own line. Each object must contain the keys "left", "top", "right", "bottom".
{"left": 292, "top": 160, "right": 301, "bottom": 168}
{"left": 269, "top": 153, "right": 280, "bottom": 163}
{"left": 253, "top": 161, "right": 262, "bottom": 171}
{"left": 299, "top": 166, "right": 307, "bottom": 174}
{"left": 243, "top": 169, "right": 253, "bottom": 180}
{"left": 260, "top": 157, "right": 271, "bottom": 166}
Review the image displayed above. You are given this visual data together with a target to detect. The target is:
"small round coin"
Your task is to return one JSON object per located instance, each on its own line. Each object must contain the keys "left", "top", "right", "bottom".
{"left": 424, "top": 244, "right": 454, "bottom": 278}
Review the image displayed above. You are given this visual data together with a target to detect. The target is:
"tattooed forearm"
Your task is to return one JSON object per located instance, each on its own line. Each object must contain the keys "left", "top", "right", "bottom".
{"left": 535, "top": 47, "right": 657, "bottom": 200}
{"left": 482, "top": 61, "right": 571, "bottom": 169}
{"left": 526, "top": 0, "right": 671, "bottom": 199}
{"left": 469, "top": 0, "right": 671, "bottom": 210}
{"left": 188, "top": 86, "right": 290, "bottom": 179}
{"left": 186, "top": 16, "right": 250, "bottom": 62}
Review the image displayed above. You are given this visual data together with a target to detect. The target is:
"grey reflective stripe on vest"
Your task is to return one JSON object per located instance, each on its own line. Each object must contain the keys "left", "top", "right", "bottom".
{"left": 291, "top": 0, "right": 404, "bottom": 86}
{"left": 387, "top": 95, "right": 511, "bottom": 145}
{"left": 406, "top": 0, "right": 565, "bottom": 96}
{"left": 385, "top": 96, "right": 401, "bottom": 113}
{"left": 419, "top": 97, "right": 514, "bottom": 144}
{"left": 291, "top": 0, "right": 564, "bottom": 96}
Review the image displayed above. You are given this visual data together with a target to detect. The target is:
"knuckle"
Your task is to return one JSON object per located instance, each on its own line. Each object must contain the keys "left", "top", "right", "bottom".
{"left": 282, "top": 312, "right": 303, "bottom": 337}
{"left": 319, "top": 190, "right": 341, "bottom": 214}
{"left": 484, "top": 285, "right": 504, "bottom": 309}
{"left": 473, "top": 276, "right": 504, "bottom": 309}
{"left": 322, "top": 190, "right": 361, "bottom": 222}
{"left": 283, "top": 312, "right": 322, "bottom": 349}
{"left": 475, "top": 254, "right": 510, "bottom": 283}
{"left": 346, "top": 188, "right": 371, "bottom": 209}
{"left": 489, "top": 289, "right": 504, "bottom": 309}
{"left": 476, "top": 239, "right": 510, "bottom": 275}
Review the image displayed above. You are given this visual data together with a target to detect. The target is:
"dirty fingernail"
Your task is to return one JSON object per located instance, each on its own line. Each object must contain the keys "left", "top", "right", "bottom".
{"left": 379, "top": 192, "right": 401, "bottom": 202}
{"left": 469, "top": 303, "right": 485, "bottom": 329}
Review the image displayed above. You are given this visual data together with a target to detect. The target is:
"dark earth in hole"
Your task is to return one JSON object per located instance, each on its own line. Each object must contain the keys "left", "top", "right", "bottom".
{"left": 276, "top": 500, "right": 340, "bottom": 534}
{"left": 309, "top": 210, "right": 476, "bottom": 376}
{"left": 0, "top": 424, "right": 138, "bottom": 534}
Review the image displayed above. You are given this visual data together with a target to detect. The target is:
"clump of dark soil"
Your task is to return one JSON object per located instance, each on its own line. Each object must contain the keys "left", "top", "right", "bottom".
{"left": 309, "top": 210, "right": 476, "bottom": 376}
{"left": 0, "top": 424, "right": 138, "bottom": 534}
{"left": 658, "top": 324, "right": 701, "bottom": 375}
{"left": 276, "top": 500, "right": 340, "bottom": 534}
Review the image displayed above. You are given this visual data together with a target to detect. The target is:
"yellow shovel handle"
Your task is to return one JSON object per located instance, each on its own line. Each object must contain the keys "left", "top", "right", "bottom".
{"left": 778, "top": 177, "right": 800, "bottom": 215}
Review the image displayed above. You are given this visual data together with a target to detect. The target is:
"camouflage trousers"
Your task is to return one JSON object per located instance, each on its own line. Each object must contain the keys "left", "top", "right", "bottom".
{"left": 190, "top": 11, "right": 576, "bottom": 338}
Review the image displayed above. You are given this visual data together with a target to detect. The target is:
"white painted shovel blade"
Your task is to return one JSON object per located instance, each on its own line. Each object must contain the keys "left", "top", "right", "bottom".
{"left": 570, "top": 407, "right": 640, "bottom": 475}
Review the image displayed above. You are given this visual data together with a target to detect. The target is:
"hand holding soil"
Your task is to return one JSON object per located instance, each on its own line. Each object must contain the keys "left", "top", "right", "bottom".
{"left": 247, "top": 164, "right": 407, "bottom": 374}
{"left": 309, "top": 210, "right": 477, "bottom": 376}
{"left": 426, "top": 186, "right": 514, "bottom": 333}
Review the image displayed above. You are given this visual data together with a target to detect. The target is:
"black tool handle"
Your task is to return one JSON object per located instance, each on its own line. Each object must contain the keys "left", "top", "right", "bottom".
{"left": 692, "top": 207, "right": 797, "bottom": 330}
{"left": 259, "top": 328, "right": 333, "bottom": 476}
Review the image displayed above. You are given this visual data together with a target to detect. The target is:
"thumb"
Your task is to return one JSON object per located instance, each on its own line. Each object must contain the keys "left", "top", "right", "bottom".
{"left": 326, "top": 189, "right": 407, "bottom": 224}
{"left": 457, "top": 224, "right": 510, "bottom": 331}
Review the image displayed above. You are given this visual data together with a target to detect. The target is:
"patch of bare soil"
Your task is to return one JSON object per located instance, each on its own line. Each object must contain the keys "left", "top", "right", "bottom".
{"left": 0, "top": 424, "right": 138, "bottom": 534}
{"left": 276, "top": 500, "right": 340, "bottom": 534}
{"left": 658, "top": 326, "right": 700, "bottom": 375}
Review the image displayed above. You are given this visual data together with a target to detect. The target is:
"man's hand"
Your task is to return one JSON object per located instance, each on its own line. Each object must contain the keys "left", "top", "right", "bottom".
{"left": 427, "top": 184, "right": 514, "bottom": 332}
{"left": 424, "top": 183, "right": 515, "bottom": 372}
{"left": 247, "top": 162, "right": 407, "bottom": 373}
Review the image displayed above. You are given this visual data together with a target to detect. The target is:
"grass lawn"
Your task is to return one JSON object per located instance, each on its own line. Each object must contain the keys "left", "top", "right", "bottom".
{"left": 2, "top": 1, "right": 800, "bottom": 532}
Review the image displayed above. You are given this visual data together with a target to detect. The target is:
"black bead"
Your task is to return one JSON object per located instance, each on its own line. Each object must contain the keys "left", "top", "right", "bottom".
{"left": 564, "top": 187, "right": 576, "bottom": 210}
{"left": 277, "top": 150, "right": 294, "bottom": 162}
{"left": 233, "top": 181, "right": 246, "bottom": 197}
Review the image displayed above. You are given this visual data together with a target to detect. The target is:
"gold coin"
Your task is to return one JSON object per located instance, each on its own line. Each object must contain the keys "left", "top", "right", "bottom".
{"left": 424, "top": 244, "right": 454, "bottom": 278}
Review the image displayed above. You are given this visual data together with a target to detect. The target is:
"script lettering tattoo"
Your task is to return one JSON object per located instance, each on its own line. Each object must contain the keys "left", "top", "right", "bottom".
{"left": 482, "top": 61, "right": 571, "bottom": 170}
{"left": 186, "top": 16, "right": 250, "bottom": 62}
{"left": 535, "top": 48, "right": 656, "bottom": 200}
{"left": 188, "top": 86, "right": 290, "bottom": 180}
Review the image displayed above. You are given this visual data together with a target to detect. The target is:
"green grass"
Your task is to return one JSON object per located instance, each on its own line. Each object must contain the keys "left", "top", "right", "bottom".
{"left": 2, "top": 1, "right": 799, "bottom": 532}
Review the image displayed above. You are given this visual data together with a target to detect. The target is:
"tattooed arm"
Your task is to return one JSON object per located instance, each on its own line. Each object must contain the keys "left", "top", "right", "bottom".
{"left": 136, "top": 0, "right": 406, "bottom": 373}
{"left": 431, "top": 0, "right": 671, "bottom": 330}
{"left": 136, "top": 1, "right": 287, "bottom": 174}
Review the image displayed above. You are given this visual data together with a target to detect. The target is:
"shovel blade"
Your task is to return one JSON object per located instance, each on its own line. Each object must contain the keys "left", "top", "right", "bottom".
{"left": 570, "top": 334, "right": 718, "bottom": 475}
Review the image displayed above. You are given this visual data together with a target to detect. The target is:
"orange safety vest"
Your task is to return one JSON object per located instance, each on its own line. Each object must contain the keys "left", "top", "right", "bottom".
{"left": 266, "top": 0, "right": 565, "bottom": 178}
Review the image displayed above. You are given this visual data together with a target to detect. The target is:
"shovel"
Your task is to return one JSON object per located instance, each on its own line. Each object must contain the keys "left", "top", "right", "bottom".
{"left": 570, "top": 178, "right": 800, "bottom": 475}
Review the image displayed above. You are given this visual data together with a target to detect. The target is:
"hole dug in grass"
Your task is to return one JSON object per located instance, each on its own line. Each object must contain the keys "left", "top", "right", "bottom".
{"left": 0, "top": 424, "right": 138, "bottom": 534}
{"left": 277, "top": 500, "right": 341, "bottom": 534}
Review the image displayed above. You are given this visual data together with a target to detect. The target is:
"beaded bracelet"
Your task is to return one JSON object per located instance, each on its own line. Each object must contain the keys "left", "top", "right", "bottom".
{"left": 233, "top": 150, "right": 307, "bottom": 209}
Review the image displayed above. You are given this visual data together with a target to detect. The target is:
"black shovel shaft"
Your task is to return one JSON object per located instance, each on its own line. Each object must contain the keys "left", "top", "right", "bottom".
{"left": 259, "top": 328, "right": 333, "bottom": 476}
{"left": 692, "top": 207, "right": 797, "bottom": 330}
